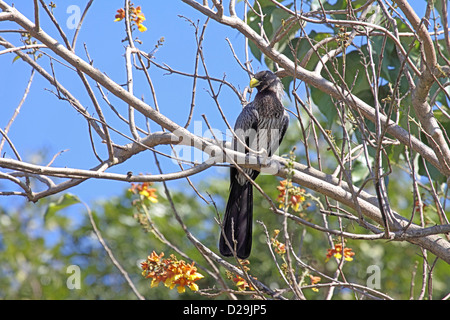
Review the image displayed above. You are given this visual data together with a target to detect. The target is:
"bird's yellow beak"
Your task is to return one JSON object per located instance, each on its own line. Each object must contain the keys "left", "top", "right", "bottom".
{"left": 249, "top": 77, "right": 260, "bottom": 88}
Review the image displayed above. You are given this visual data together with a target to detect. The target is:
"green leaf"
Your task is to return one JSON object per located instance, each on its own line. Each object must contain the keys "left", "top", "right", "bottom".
{"left": 311, "top": 85, "right": 336, "bottom": 125}
{"left": 44, "top": 193, "right": 80, "bottom": 222}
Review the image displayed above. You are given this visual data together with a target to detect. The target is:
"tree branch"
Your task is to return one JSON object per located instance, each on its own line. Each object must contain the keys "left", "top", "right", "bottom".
{"left": 181, "top": 0, "right": 446, "bottom": 175}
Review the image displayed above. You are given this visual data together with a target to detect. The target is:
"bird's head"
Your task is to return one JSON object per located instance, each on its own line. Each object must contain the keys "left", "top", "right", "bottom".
{"left": 249, "top": 70, "right": 283, "bottom": 96}
{"left": 249, "top": 70, "right": 284, "bottom": 101}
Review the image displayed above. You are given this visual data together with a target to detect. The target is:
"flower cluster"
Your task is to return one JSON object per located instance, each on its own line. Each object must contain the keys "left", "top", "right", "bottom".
{"left": 129, "top": 182, "right": 158, "bottom": 203}
{"left": 271, "top": 229, "right": 286, "bottom": 255}
{"left": 326, "top": 243, "right": 355, "bottom": 262}
{"left": 309, "top": 274, "right": 321, "bottom": 292}
{"left": 141, "top": 251, "right": 204, "bottom": 293}
{"left": 226, "top": 260, "right": 255, "bottom": 291}
{"left": 277, "top": 179, "right": 306, "bottom": 212}
{"left": 114, "top": 5, "right": 147, "bottom": 32}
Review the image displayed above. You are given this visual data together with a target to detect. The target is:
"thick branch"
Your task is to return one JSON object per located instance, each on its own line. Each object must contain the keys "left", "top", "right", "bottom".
{"left": 3, "top": 132, "right": 450, "bottom": 262}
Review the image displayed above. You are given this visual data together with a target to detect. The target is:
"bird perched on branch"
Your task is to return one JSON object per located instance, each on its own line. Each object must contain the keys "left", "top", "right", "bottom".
{"left": 219, "top": 70, "right": 289, "bottom": 259}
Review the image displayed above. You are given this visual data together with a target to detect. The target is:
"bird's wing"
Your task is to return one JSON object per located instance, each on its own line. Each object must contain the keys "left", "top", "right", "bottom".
{"left": 231, "top": 103, "right": 260, "bottom": 184}
{"left": 233, "top": 103, "right": 259, "bottom": 154}
{"left": 279, "top": 111, "right": 290, "bottom": 147}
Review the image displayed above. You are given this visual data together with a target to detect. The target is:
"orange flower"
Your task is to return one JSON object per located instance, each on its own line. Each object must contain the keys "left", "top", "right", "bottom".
{"left": 114, "top": 8, "right": 125, "bottom": 21}
{"left": 114, "top": 5, "right": 147, "bottom": 32}
{"left": 141, "top": 251, "right": 204, "bottom": 293}
{"left": 134, "top": 6, "right": 145, "bottom": 19}
{"left": 277, "top": 179, "right": 290, "bottom": 194}
{"left": 326, "top": 243, "right": 355, "bottom": 262}
{"left": 129, "top": 182, "right": 158, "bottom": 203}
{"left": 147, "top": 250, "right": 164, "bottom": 263}
{"left": 309, "top": 274, "right": 321, "bottom": 292}
{"left": 277, "top": 180, "right": 306, "bottom": 212}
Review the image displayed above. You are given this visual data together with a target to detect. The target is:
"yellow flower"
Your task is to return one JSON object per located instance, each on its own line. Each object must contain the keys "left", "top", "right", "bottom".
{"left": 150, "top": 278, "right": 159, "bottom": 288}
{"left": 137, "top": 24, "right": 147, "bottom": 32}
{"left": 177, "top": 284, "right": 186, "bottom": 294}
{"left": 189, "top": 283, "right": 199, "bottom": 292}
{"left": 234, "top": 276, "right": 247, "bottom": 290}
{"left": 134, "top": 6, "right": 146, "bottom": 22}
{"left": 164, "top": 276, "right": 176, "bottom": 289}
{"left": 140, "top": 188, "right": 157, "bottom": 202}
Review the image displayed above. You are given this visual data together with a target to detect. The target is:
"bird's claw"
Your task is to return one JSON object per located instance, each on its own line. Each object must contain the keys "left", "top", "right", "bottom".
{"left": 257, "top": 148, "right": 269, "bottom": 165}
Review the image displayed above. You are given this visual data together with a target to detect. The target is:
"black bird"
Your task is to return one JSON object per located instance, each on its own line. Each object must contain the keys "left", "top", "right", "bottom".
{"left": 219, "top": 70, "right": 289, "bottom": 259}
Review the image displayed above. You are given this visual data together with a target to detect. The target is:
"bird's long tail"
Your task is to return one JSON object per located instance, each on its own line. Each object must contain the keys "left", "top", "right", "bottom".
{"left": 219, "top": 180, "right": 253, "bottom": 259}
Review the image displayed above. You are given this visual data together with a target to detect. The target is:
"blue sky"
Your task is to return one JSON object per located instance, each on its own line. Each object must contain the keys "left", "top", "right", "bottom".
{"left": 0, "top": 1, "right": 260, "bottom": 208}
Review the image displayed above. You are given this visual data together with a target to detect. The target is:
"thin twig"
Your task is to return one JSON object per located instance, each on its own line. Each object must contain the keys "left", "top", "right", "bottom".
{"left": 82, "top": 199, "right": 145, "bottom": 300}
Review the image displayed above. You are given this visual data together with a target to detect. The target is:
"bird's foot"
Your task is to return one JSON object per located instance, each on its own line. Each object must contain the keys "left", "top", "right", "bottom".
{"left": 255, "top": 148, "right": 269, "bottom": 165}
